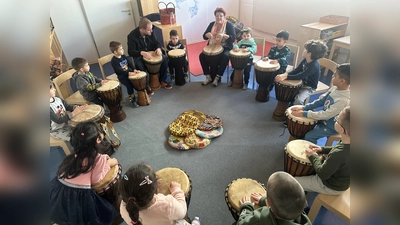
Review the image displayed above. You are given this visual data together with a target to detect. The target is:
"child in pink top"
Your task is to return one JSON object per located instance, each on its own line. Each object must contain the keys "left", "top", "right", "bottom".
{"left": 50, "top": 121, "right": 119, "bottom": 225}
{"left": 119, "top": 163, "right": 200, "bottom": 225}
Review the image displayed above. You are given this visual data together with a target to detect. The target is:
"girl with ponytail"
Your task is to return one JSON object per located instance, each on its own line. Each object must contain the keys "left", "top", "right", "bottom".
{"left": 50, "top": 121, "right": 119, "bottom": 225}
{"left": 119, "top": 163, "right": 192, "bottom": 225}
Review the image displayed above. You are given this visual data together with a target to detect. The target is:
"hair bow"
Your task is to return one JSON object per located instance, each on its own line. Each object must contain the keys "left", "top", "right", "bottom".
{"left": 139, "top": 175, "right": 153, "bottom": 186}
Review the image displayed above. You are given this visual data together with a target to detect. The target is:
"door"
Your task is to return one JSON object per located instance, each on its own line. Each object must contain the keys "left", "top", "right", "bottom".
{"left": 82, "top": 0, "right": 136, "bottom": 57}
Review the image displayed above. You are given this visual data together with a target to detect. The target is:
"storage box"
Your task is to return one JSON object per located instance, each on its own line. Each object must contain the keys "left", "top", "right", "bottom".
{"left": 319, "top": 15, "right": 349, "bottom": 25}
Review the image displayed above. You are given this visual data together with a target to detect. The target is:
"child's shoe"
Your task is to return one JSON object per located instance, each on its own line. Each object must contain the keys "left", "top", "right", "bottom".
{"left": 227, "top": 81, "right": 233, "bottom": 87}
{"left": 191, "top": 216, "right": 201, "bottom": 225}
{"left": 170, "top": 74, "right": 175, "bottom": 82}
{"left": 242, "top": 84, "right": 248, "bottom": 90}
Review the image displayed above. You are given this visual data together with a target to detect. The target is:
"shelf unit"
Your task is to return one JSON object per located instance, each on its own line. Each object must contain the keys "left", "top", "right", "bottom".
{"left": 152, "top": 22, "right": 183, "bottom": 49}
{"left": 296, "top": 22, "right": 348, "bottom": 66}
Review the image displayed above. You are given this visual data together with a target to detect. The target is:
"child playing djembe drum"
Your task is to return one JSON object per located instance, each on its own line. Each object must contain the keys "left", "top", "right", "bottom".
{"left": 50, "top": 122, "right": 120, "bottom": 225}
{"left": 119, "top": 163, "right": 200, "bottom": 225}
{"left": 109, "top": 41, "right": 154, "bottom": 108}
{"left": 234, "top": 171, "right": 311, "bottom": 225}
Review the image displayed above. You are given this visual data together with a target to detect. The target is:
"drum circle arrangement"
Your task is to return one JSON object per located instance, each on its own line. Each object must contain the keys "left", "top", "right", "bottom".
{"left": 167, "top": 110, "right": 223, "bottom": 150}
{"left": 168, "top": 49, "right": 187, "bottom": 86}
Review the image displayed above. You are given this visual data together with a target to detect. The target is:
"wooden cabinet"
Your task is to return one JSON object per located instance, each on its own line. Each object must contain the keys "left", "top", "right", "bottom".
{"left": 152, "top": 22, "right": 183, "bottom": 49}
{"left": 297, "top": 22, "right": 348, "bottom": 66}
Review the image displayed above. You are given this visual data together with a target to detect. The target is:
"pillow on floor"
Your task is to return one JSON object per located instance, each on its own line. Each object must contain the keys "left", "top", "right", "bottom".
{"left": 184, "top": 133, "right": 211, "bottom": 149}
{"left": 195, "top": 126, "right": 223, "bottom": 139}
{"left": 169, "top": 114, "right": 201, "bottom": 136}
{"left": 182, "top": 109, "right": 207, "bottom": 123}
{"left": 198, "top": 114, "right": 223, "bottom": 131}
{"left": 168, "top": 135, "right": 191, "bottom": 150}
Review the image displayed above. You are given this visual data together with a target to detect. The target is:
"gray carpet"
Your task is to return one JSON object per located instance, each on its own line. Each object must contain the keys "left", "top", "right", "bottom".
{"left": 111, "top": 81, "right": 290, "bottom": 225}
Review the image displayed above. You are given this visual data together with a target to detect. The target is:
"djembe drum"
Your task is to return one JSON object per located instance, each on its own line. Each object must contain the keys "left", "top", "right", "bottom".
{"left": 168, "top": 49, "right": 186, "bottom": 86}
{"left": 254, "top": 60, "right": 280, "bottom": 102}
{"left": 156, "top": 167, "right": 192, "bottom": 209}
{"left": 92, "top": 164, "right": 123, "bottom": 225}
{"left": 225, "top": 178, "right": 267, "bottom": 221}
{"left": 272, "top": 80, "right": 303, "bottom": 121}
{"left": 286, "top": 106, "right": 317, "bottom": 142}
{"left": 70, "top": 104, "right": 105, "bottom": 127}
{"left": 143, "top": 51, "right": 162, "bottom": 90}
{"left": 96, "top": 80, "right": 126, "bottom": 123}
{"left": 128, "top": 71, "right": 151, "bottom": 106}
{"left": 284, "top": 140, "right": 316, "bottom": 177}
{"left": 202, "top": 44, "right": 223, "bottom": 80}
{"left": 229, "top": 49, "right": 250, "bottom": 89}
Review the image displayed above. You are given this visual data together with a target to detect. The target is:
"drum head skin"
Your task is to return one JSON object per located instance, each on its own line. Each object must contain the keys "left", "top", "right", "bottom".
{"left": 91, "top": 164, "right": 120, "bottom": 191}
{"left": 156, "top": 167, "right": 190, "bottom": 195}
{"left": 168, "top": 135, "right": 191, "bottom": 150}
{"left": 285, "top": 140, "right": 314, "bottom": 164}
{"left": 254, "top": 60, "right": 280, "bottom": 72}
{"left": 277, "top": 79, "right": 302, "bottom": 87}
{"left": 184, "top": 133, "right": 211, "bottom": 149}
{"left": 195, "top": 126, "right": 223, "bottom": 139}
{"left": 143, "top": 51, "right": 162, "bottom": 64}
{"left": 229, "top": 49, "right": 250, "bottom": 57}
{"left": 97, "top": 80, "right": 120, "bottom": 91}
{"left": 128, "top": 71, "right": 147, "bottom": 80}
{"left": 70, "top": 105, "right": 104, "bottom": 126}
{"left": 203, "top": 44, "right": 223, "bottom": 55}
{"left": 168, "top": 49, "right": 186, "bottom": 58}
{"left": 226, "top": 178, "right": 267, "bottom": 211}
{"left": 286, "top": 106, "right": 317, "bottom": 125}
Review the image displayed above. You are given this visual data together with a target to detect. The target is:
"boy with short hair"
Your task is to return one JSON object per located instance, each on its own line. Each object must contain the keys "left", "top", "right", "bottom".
{"left": 263, "top": 30, "right": 291, "bottom": 74}
{"left": 109, "top": 41, "right": 153, "bottom": 108}
{"left": 228, "top": 27, "right": 257, "bottom": 90}
{"left": 235, "top": 171, "right": 311, "bottom": 225}
{"left": 295, "top": 106, "right": 350, "bottom": 195}
{"left": 275, "top": 39, "right": 328, "bottom": 105}
{"left": 291, "top": 63, "right": 350, "bottom": 144}
{"left": 166, "top": 30, "right": 189, "bottom": 82}
{"left": 71, "top": 57, "right": 108, "bottom": 106}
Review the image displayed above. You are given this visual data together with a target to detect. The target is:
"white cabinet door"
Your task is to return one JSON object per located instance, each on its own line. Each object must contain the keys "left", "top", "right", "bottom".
{"left": 82, "top": 0, "right": 136, "bottom": 57}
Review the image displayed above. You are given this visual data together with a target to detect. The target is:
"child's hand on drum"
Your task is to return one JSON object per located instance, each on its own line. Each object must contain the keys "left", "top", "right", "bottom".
{"left": 233, "top": 48, "right": 240, "bottom": 52}
{"left": 250, "top": 192, "right": 264, "bottom": 205}
{"left": 169, "top": 181, "right": 181, "bottom": 191}
{"left": 275, "top": 73, "right": 287, "bottom": 82}
{"left": 239, "top": 196, "right": 252, "bottom": 205}
{"left": 128, "top": 72, "right": 136, "bottom": 76}
{"left": 292, "top": 109, "right": 304, "bottom": 117}
{"left": 101, "top": 80, "right": 109, "bottom": 85}
{"left": 242, "top": 48, "right": 249, "bottom": 52}
{"left": 262, "top": 57, "right": 269, "bottom": 61}
{"left": 72, "top": 105, "right": 86, "bottom": 117}
{"left": 106, "top": 158, "right": 118, "bottom": 167}
{"left": 308, "top": 144, "right": 322, "bottom": 152}
{"left": 269, "top": 59, "right": 278, "bottom": 64}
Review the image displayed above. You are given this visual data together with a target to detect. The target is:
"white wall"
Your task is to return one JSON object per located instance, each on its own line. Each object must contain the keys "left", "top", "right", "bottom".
{"left": 241, "top": 0, "right": 350, "bottom": 42}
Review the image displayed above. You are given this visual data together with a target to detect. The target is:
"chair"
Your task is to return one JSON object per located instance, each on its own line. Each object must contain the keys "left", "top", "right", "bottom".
{"left": 304, "top": 58, "right": 338, "bottom": 104}
{"left": 98, "top": 54, "right": 118, "bottom": 81}
{"left": 308, "top": 188, "right": 350, "bottom": 223}
{"left": 252, "top": 37, "right": 266, "bottom": 89}
{"left": 285, "top": 44, "right": 299, "bottom": 72}
{"left": 53, "top": 69, "right": 90, "bottom": 105}
{"left": 326, "top": 133, "right": 341, "bottom": 146}
{"left": 98, "top": 54, "right": 127, "bottom": 103}
{"left": 50, "top": 135, "right": 72, "bottom": 155}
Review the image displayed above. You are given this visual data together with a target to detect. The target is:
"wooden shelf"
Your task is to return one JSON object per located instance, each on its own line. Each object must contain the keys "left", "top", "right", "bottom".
{"left": 152, "top": 22, "right": 183, "bottom": 49}
{"left": 297, "top": 21, "right": 348, "bottom": 65}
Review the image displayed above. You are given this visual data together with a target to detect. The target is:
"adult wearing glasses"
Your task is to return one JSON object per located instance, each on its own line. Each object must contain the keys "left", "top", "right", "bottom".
{"left": 290, "top": 63, "right": 350, "bottom": 144}
{"left": 294, "top": 106, "right": 350, "bottom": 196}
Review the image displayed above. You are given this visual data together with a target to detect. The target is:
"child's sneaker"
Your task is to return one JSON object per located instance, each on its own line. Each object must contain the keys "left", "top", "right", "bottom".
{"left": 130, "top": 98, "right": 139, "bottom": 108}
{"left": 184, "top": 72, "right": 189, "bottom": 82}
{"left": 170, "top": 74, "right": 175, "bottom": 82}
{"left": 242, "top": 84, "right": 248, "bottom": 90}
{"left": 227, "top": 81, "right": 233, "bottom": 87}
{"left": 191, "top": 216, "right": 201, "bottom": 225}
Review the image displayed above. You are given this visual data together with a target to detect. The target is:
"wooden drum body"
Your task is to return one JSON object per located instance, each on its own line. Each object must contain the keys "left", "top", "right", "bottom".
{"left": 70, "top": 104, "right": 105, "bottom": 127}
{"left": 143, "top": 51, "right": 162, "bottom": 90}
{"left": 92, "top": 164, "right": 122, "bottom": 203}
{"left": 168, "top": 49, "right": 186, "bottom": 86}
{"left": 254, "top": 60, "right": 280, "bottom": 102}
{"left": 96, "top": 80, "right": 126, "bottom": 123}
{"left": 202, "top": 44, "right": 223, "bottom": 80}
{"left": 272, "top": 80, "right": 302, "bottom": 121}
{"left": 286, "top": 106, "right": 317, "bottom": 142}
{"left": 284, "top": 140, "right": 316, "bottom": 177}
{"left": 229, "top": 49, "right": 250, "bottom": 89}
{"left": 128, "top": 71, "right": 151, "bottom": 106}
{"left": 156, "top": 167, "right": 192, "bottom": 209}
{"left": 225, "top": 178, "right": 267, "bottom": 221}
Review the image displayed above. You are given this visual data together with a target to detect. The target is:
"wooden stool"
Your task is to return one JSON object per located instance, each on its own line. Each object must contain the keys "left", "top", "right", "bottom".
{"left": 326, "top": 133, "right": 341, "bottom": 146}
{"left": 50, "top": 135, "right": 71, "bottom": 155}
{"left": 308, "top": 188, "right": 350, "bottom": 223}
